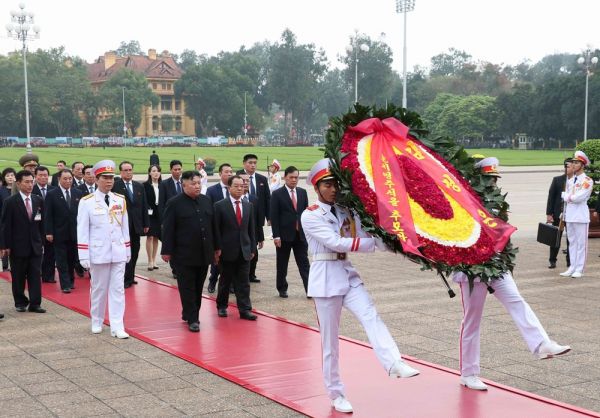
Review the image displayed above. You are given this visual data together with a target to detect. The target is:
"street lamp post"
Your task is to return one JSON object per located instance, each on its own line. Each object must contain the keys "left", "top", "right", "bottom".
{"left": 346, "top": 35, "right": 370, "bottom": 103}
{"left": 396, "top": 0, "right": 415, "bottom": 109}
{"left": 6, "top": 2, "right": 40, "bottom": 154}
{"left": 577, "top": 51, "right": 598, "bottom": 142}
{"left": 122, "top": 86, "right": 127, "bottom": 147}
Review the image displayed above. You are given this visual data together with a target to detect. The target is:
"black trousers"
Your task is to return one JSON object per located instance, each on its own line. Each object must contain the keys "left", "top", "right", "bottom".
{"left": 41, "top": 240, "right": 55, "bottom": 282}
{"left": 1, "top": 255, "right": 8, "bottom": 270}
{"left": 54, "top": 240, "right": 76, "bottom": 290}
{"left": 249, "top": 247, "right": 258, "bottom": 280}
{"left": 207, "top": 262, "right": 219, "bottom": 287}
{"left": 549, "top": 220, "right": 570, "bottom": 266}
{"left": 276, "top": 233, "right": 310, "bottom": 293}
{"left": 124, "top": 232, "right": 141, "bottom": 285}
{"left": 176, "top": 263, "right": 209, "bottom": 324}
{"left": 10, "top": 254, "right": 42, "bottom": 308}
{"left": 217, "top": 253, "right": 252, "bottom": 313}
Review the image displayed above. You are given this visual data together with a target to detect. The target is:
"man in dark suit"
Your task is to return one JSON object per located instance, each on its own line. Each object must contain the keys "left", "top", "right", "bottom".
{"left": 71, "top": 161, "right": 85, "bottom": 188}
{"left": 45, "top": 169, "right": 82, "bottom": 293}
{"left": 161, "top": 170, "right": 216, "bottom": 332}
{"left": 50, "top": 160, "right": 66, "bottom": 187}
{"left": 213, "top": 175, "right": 257, "bottom": 321}
{"left": 236, "top": 153, "right": 270, "bottom": 283}
{"left": 270, "top": 166, "right": 310, "bottom": 297}
{"left": 158, "top": 159, "right": 183, "bottom": 216}
{"left": 0, "top": 170, "right": 46, "bottom": 313}
{"left": 113, "top": 161, "right": 149, "bottom": 288}
{"left": 78, "top": 165, "right": 97, "bottom": 196}
{"left": 150, "top": 150, "right": 160, "bottom": 166}
{"left": 205, "top": 163, "right": 233, "bottom": 293}
{"left": 546, "top": 158, "right": 572, "bottom": 269}
{"left": 32, "top": 166, "right": 57, "bottom": 283}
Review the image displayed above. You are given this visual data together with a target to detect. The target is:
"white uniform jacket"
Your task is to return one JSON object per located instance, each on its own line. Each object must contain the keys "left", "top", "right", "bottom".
{"left": 301, "top": 201, "right": 375, "bottom": 297}
{"left": 563, "top": 174, "right": 593, "bottom": 223}
{"left": 77, "top": 190, "right": 131, "bottom": 264}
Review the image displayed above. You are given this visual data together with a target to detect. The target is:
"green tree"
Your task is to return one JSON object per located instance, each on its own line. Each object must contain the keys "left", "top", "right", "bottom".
{"left": 430, "top": 48, "right": 473, "bottom": 77}
{"left": 99, "top": 69, "right": 157, "bottom": 136}
{"left": 116, "top": 40, "right": 143, "bottom": 56}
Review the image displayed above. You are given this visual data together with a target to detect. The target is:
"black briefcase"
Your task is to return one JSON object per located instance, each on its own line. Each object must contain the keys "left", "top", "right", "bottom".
{"left": 537, "top": 222, "right": 562, "bottom": 248}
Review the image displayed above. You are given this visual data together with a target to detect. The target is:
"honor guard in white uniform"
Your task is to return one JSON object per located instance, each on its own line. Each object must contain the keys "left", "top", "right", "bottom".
{"left": 453, "top": 157, "right": 570, "bottom": 391}
{"left": 560, "top": 150, "right": 593, "bottom": 278}
{"left": 301, "top": 158, "right": 419, "bottom": 414}
{"left": 77, "top": 160, "right": 131, "bottom": 338}
{"left": 268, "top": 159, "right": 282, "bottom": 192}
{"left": 195, "top": 158, "right": 209, "bottom": 195}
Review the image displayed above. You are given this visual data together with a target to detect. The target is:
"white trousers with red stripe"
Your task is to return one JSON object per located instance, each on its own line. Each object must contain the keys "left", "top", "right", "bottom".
{"left": 89, "top": 262, "right": 126, "bottom": 332}
{"left": 313, "top": 284, "right": 401, "bottom": 399}
{"left": 566, "top": 222, "right": 589, "bottom": 273}
{"left": 459, "top": 273, "right": 549, "bottom": 377}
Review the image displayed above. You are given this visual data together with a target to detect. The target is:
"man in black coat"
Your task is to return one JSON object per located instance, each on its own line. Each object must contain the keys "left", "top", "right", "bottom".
{"left": 546, "top": 158, "right": 572, "bottom": 269}
{"left": 77, "top": 165, "right": 97, "bottom": 196}
{"left": 32, "top": 166, "right": 57, "bottom": 283}
{"left": 205, "top": 163, "right": 233, "bottom": 293}
{"left": 50, "top": 160, "right": 66, "bottom": 187}
{"left": 236, "top": 153, "right": 270, "bottom": 283}
{"left": 113, "top": 161, "right": 149, "bottom": 288}
{"left": 158, "top": 159, "right": 183, "bottom": 216}
{"left": 45, "top": 169, "right": 82, "bottom": 292}
{"left": 0, "top": 170, "right": 46, "bottom": 313}
{"left": 270, "top": 166, "right": 310, "bottom": 297}
{"left": 161, "top": 170, "right": 216, "bottom": 332}
{"left": 214, "top": 175, "right": 257, "bottom": 321}
{"left": 149, "top": 150, "right": 160, "bottom": 167}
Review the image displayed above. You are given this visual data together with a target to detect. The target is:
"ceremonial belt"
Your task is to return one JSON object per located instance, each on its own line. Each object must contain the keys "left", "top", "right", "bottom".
{"left": 311, "top": 253, "right": 347, "bottom": 262}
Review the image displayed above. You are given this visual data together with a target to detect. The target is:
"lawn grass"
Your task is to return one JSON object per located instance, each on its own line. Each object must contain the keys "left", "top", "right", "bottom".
{"left": 0, "top": 146, "right": 572, "bottom": 174}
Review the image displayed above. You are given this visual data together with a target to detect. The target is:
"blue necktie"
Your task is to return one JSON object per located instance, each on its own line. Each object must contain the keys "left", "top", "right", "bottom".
{"left": 250, "top": 175, "right": 256, "bottom": 196}
{"left": 126, "top": 182, "right": 134, "bottom": 202}
{"left": 175, "top": 181, "right": 182, "bottom": 194}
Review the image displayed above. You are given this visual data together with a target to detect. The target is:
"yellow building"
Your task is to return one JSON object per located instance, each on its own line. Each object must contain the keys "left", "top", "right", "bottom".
{"left": 87, "top": 49, "right": 195, "bottom": 137}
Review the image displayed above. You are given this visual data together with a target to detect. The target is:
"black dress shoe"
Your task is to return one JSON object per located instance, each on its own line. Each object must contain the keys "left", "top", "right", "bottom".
{"left": 239, "top": 311, "right": 257, "bottom": 321}
{"left": 28, "top": 306, "right": 46, "bottom": 313}
{"left": 249, "top": 277, "right": 261, "bottom": 283}
{"left": 548, "top": 262, "right": 556, "bottom": 269}
{"left": 217, "top": 309, "right": 228, "bottom": 317}
{"left": 15, "top": 306, "right": 26, "bottom": 312}
{"left": 124, "top": 283, "right": 132, "bottom": 289}
{"left": 132, "top": 280, "right": 138, "bottom": 285}
{"left": 153, "top": 266, "right": 159, "bottom": 270}
{"left": 188, "top": 322, "right": 200, "bottom": 332}
{"left": 279, "top": 291, "right": 288, "bottom": 298}
{"left": 62, "top": 288, "right": 71, "bottom": 294}
{"left": 0, "top": 313, "right": 4, "bottom": 319}
{"left": 207, "top": 283, "right": 216, "bottom": 293}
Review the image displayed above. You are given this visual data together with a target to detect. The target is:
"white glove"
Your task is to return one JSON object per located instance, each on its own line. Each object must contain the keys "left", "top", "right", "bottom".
{"left": 561, "top": 192, "right": 567, "bottom": 201}
{"left": 80, "top": 259, "right": 90, "bottom": 270}
{"left": 126, "top": 256, "right": 131, "bottom": 263}
{"left": 373, "top": 237, "right": 388, "bottom": 252}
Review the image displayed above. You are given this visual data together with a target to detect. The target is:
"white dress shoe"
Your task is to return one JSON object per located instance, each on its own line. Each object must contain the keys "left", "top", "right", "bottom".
{"left": 460, "top": 375, "right": 488, "bottom": 391}
{"left": 559, "top": 269, "right": 574, "bottom": 277}
{"left": 331, "top": 396, "right": 353, "bottom": 413}
{"left": 537, "top": 340, "right": 571, "bottom": 359}
{"left": 389, "top": 359, "right": 420, "bottom": 378}
{"left": 110, "top": 330, "right": 129, "bottom": 339}
{"left": 571, "top": 272, "right": 583, "bottom": 278}
{"left": 91, "top": 325, "right": 102, "bottom": 334}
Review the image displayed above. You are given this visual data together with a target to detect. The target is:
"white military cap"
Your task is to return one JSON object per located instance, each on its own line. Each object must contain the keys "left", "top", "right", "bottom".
{"left": 307, "top": 158, "right": 335, "bottom": 186}
{"left": 474, "top": 157, "right": 501, "bottom": 177}
{"left": 573, "top": 150, "right": 590, "bottom": 166}
{"left": 93, "top": 160, "right": 116, "bottom": 177}
{"left": 271, "top": 159, "right": 281, "bottom": 171}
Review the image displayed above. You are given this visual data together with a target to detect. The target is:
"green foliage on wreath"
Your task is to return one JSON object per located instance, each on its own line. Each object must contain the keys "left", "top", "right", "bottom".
{"left": 324, "top": 103, "right": 518, "bottom": 289}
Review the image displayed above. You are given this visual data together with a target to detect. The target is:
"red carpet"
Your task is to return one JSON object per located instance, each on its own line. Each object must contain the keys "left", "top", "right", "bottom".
{"left": 1, "top": 271, "right": 599, "bottom": 418}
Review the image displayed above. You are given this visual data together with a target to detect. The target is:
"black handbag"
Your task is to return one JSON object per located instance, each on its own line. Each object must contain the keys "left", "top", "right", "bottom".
{"left": 537, "top": 222, "right": 562, "bottom": 248}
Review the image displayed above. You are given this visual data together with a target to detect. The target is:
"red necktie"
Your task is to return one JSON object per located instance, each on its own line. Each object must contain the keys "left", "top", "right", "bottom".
{"left": 25, "top": 197, "right": 32, "bottom": 220}
{"left": 235, "top": 200, "right": 242, "bottom": 226}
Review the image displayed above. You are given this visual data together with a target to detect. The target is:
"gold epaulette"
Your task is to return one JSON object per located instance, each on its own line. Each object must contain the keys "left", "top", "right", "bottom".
{"left": 82, "top": 194, "right": 94, "bottom": 200}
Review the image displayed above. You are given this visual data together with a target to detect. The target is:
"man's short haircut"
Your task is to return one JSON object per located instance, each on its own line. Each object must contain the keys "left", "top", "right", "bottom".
{"left": 181, "top": 170, "right": 200, "bottom": 182}
{"left": 284, "top": 166, "right": 299, "bottom": 177}
{"left": 58, "top": 168, "right": 73, "bottom": 179}
{"left": 243, "top": 154, "right": 258, "bottom": 162}
{"left": 35, "top": 165, "right": 49, "bottom": 175}
{"left": 219, "top": 163, "right": 232, "bottom": 173}
{"left": 170, "top": 159, "right": 183, "bottom": 169}
{"left": 71, "top": 161, "right": 84, "bottom": 169}
{"left": 228, "top": 174, "right": 243, "bottom": 186}
{"left": 83, "top": 164, "right": 94, "bottom": 173}
{"left": 16, "top": 170, "right": 34, "bottom": 182}
{"left": 57, "top": 160, "right": 66, "bottom": 165}
{"left": 119, "top": 160, "right": 134, "bottom": 170}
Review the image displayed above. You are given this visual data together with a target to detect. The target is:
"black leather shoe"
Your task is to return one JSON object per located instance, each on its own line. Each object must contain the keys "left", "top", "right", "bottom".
{"left": 132, "top": 280, "right": 138, "bottom": 285}
{"left": 62, "top": 288, "right": 71, "bottom": 294}
{"left": 207, "top": 283, "right": 216, "bottom": 293}
{"left": 124, "top": 283, "right": 132, "bottom": 289}
{"left": 218, "top": 309, "right": 228, "bottom": 317}
{"left": 249, "top": 277, "right": 261, "bottom": 283}
{"left": 15, "top": 306, "right": 26, "bottom": 312}
{"left": 240, "top": 311, "right": 257, "bottom": 321}
{"left": 28, "top": 306, "right": 46, "bottom": 313}
{"left": 0, "top": 313, "right": 4, "bottom": 319}
{"left": 548, "top": 262, "right": 556, "bottom": 269}
{"left": 188, "top": 322, "right": 200, "bottom": 332}
{"left": 279, "top": 291, "right": 288, "bottom": 298}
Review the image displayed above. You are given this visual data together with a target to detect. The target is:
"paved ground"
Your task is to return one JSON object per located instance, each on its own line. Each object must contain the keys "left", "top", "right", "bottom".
{"left": 2, "top": 167, "right": 600, "bottom": 417}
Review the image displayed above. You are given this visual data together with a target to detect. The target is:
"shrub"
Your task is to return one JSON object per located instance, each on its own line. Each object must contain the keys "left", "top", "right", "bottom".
{"left": 576, "top": 139, "right": 600, "bottom": 208}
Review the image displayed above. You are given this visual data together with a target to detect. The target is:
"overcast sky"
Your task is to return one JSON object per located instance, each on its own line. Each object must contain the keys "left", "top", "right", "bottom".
{"left": 1, "top": 0, "right": 598, "bottom": 71}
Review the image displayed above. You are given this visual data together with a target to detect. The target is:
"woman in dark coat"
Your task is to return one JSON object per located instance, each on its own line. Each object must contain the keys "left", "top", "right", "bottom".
{"left": 144, "top": 164, "right": 162, "bottom": 270}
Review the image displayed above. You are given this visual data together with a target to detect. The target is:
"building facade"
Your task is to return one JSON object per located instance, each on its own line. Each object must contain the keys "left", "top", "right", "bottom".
{"left": 87, "top": 49, "right": 195, "bottom": 137}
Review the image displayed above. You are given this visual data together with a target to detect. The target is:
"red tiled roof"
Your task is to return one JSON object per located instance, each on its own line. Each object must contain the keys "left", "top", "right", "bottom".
{"left": 87, "top": 53, "right": 183, "bottom": 83}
